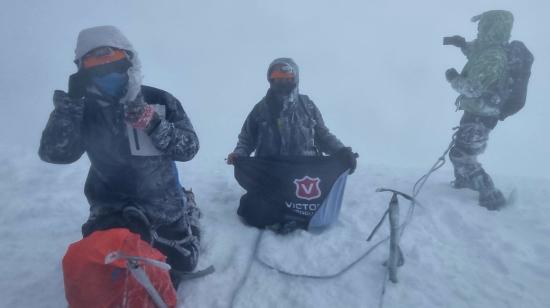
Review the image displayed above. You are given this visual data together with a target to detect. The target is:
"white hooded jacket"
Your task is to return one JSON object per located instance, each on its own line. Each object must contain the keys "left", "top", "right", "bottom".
{"left": 74, "top": 25, "right": 142, "bottom": 103}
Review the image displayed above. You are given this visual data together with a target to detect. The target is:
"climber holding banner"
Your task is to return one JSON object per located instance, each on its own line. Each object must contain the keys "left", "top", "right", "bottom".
{"left": 227, "top": 58, "right": 358, "bottom": 233}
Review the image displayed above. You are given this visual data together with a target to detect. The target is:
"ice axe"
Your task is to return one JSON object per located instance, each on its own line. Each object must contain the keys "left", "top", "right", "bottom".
{"left": 367, "top": 188, "right": 414, "bottom": 283}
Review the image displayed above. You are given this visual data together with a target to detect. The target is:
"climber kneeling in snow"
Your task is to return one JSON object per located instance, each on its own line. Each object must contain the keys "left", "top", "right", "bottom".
{"left": 39, "top": 25, "right": 201, "bottom": 290}
{"left": 444, "top": 10, "right": 533, "bottom": 210}
{"left": 227, "top": 58, "right": 358, "bottom": 234}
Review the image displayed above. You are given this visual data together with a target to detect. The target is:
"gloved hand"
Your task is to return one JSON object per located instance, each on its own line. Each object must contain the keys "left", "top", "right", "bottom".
{"left": 53, "top": 89, "right": 85, "bottom": 113}
{"left": 445, "top": 68, "right": 460, "bottom": 82}
{"left": 124, "top": 95, "right": 160, "bottom": 133}
{"left": 226, "top": 152, "right": 241, "bottom": 165}
{"left": 68, "top": 71, "right": 88, "bottom": 99}
{"left": 443, "top": 35, "right": 466, "bottom": 48}
{"left": 336, "top": 147, "right": 358, "bottom": 174}
{"left": 267, "top": 221, "right": 299, "bottom": 235}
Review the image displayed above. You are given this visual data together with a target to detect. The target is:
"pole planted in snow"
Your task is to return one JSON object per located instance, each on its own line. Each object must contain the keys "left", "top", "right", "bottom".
{"left": 387, "top": 193, "right": 404, "bottom": 283}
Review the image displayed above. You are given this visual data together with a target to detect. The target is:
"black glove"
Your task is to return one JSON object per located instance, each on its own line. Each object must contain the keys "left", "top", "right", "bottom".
{"left": 53, "top": 90, "right": 85, "bottom": 113}
{"left": 445, "top": 68, "right": 459, "bottom": 82}
{"left": 336, "top": 147, "right": 358, "bottom": 175}
{"left": 68, "top": 71, "right": 88, "bottom": 99}
{"left": 226, "top": 152, "right": 243, "bottom": 165}
{"left": 443, "top": 35, "right": 466, "bottom": 48}
{"left": 267, "top": 221, "right": 299, "bottom": 235}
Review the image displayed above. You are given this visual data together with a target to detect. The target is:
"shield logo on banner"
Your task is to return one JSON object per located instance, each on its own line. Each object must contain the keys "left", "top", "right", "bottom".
{"left": 294, "top": 176, "right": 322, "bottom": 201}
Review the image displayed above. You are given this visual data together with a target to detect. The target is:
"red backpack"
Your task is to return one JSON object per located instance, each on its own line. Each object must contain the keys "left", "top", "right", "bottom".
{"left": 62, "top": 228, "right": 178, "bottom": 308}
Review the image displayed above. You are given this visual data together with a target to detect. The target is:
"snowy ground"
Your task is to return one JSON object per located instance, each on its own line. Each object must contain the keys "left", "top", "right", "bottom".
{"left": 1, "top": 145, "right": 549, "bottom": 308}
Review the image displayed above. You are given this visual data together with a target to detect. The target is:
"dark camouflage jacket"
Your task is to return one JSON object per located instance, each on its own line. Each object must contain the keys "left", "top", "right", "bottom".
{"left": 39, "top": 86, "right": 199, "bottom": 225}
{"left": 450, "top": 10, "right": 514, "bottom": 117}
{"left": 233, "top": 92, "right": 345, "bottom": 157}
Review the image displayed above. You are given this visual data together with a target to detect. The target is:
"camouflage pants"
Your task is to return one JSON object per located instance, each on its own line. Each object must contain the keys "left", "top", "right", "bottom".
{"left": 449, "top": 114, "right": 498, "bottom": 193}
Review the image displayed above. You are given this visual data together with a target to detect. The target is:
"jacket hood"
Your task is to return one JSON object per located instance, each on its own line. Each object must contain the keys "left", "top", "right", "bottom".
{"left": 74, "top": 25, "right": 135, "bottom": 61}
{"left": 266, "top": 58, "right": 300, "bottom": 106}
{"left": 472, "top": 10, "right": 514, "bottom": 45}
{"left": 74, "top": 25, "right": 142, "bottom": 102}
{"left": 267, "top": 58, "right": 300, "bottom": 85}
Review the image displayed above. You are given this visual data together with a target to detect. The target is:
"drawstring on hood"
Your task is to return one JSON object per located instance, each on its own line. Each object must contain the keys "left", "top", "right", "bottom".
{"left": 74, "top": 25, "right": 143, "bottom": 103}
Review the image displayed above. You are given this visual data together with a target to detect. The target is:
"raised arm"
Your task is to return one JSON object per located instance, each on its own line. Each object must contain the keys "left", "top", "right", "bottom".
{"left": 147, "top": 91, "right": 199, "bottom": 162}
{"left": 38, "top": 90, "right": 86, "bottom": 164}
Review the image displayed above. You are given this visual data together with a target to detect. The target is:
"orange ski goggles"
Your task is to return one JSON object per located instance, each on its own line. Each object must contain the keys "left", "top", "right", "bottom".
{"left": 270, "top": 70, "right": 295, "bottom": 80}
{"left": 269, "top": 63, "right": 295, "bottom": 81}
{"left": 82, "top": 47, "right": 128, "bottom": 69}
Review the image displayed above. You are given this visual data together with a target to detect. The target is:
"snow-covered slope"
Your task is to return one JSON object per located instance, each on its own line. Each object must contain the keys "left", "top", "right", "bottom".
{"left": 1, "top": 146, "right": 549, "bottom": 308}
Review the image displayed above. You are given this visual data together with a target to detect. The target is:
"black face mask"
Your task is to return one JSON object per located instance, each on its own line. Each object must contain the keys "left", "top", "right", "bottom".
{"left": 270, "top": 81, "right": 296, "bottom": 96}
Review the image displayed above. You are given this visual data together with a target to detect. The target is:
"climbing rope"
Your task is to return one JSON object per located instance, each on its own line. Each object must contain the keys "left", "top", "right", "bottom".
{"left": 230, "top": 131, "right": 457, "bottom": 308}
{"left": 230, "top": 230, "right": 264, "bottom": 308}
{"left": 375, "top": 131, "right": 457, "bottom": 308}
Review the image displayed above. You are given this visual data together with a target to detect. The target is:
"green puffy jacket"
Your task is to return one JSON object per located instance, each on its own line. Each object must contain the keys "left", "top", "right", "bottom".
{"left": 450, "top": 10, "right": 514, "bottom": 116}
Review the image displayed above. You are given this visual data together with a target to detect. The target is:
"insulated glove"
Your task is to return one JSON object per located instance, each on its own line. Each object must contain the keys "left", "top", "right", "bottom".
{"left": 53, "top": 90, "right": 85, "bottom": 113}
{"left": 124, "top": 95, "right": 160, "bottom": 133}
{"left": 443, "top": 35, "right": 466, "bottom": 48}
{"left": 445, "top": 68, "right": 460, "bottom": 82}
{"left": 68, "top": 71, "right": 88, "bottom": 99}
{"left": 226, "top": 152, "right": 242, "bottom": 165}
{"left": 336, "top": 147, "right": 358, "bottom": 174}
{"left": 267, "top": 221, "right": 299, "bottom": 235}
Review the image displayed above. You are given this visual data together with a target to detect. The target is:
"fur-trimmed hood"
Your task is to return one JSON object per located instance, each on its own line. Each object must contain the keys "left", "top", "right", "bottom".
{"left": 74, "top": 25, "right": 142, "bottom": 102}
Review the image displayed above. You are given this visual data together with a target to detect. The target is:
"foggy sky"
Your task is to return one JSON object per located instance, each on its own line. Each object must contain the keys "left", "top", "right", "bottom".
{"left": 0, "top": 0, "right": 548, "bottom": 179}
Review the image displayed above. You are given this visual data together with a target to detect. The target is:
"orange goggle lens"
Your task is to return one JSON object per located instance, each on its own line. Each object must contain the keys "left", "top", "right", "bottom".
{"left": 83, "top": 49, "right": 127, "bottom": 69}
{"left": 270, "top": 70, "right": 295, "bottom": 80}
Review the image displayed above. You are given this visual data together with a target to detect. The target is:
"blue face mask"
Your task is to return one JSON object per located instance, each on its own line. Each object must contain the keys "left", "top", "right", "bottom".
{"left": 92, "top": 72, "right": 128, "bottom": 99}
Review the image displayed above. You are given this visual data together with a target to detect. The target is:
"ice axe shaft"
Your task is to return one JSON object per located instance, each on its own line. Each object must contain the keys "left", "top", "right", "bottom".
{"left": 370, "top": 189, "right": 407, "bottom": 284}
{"left": 366, "top": 188, "right": 416, "bottom": 242}
{"left": 387, "top": 193, "right": 404, "bottom": 283}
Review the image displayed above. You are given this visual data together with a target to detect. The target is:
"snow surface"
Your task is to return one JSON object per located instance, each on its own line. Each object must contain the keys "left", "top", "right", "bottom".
{"left": 1, "top": 1, "right": 548, "bottom": 307}
{"left": 1, "top": 145, "right": 549, "bottom": 308}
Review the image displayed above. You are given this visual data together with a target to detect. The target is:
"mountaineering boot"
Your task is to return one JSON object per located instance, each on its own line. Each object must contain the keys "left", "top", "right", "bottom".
{"left": 451, "top": 170, "right": 487, "bottom": 191}
{"left": 168, "top": 188, "right": 202, "bottom": 289}
{"left": 465, "top": 169, "right": 496, "bottom": 192}
{"left": 479, "top": 189, "right": 506, "bottom": 210}
{"left": 451, "top": 176, "right": 473, "bottom": 190}
{"left": 149, "top": 188, "right": 202, "bottom": 290}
